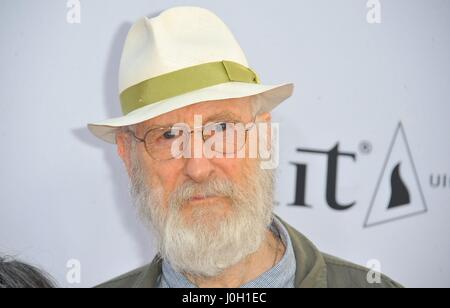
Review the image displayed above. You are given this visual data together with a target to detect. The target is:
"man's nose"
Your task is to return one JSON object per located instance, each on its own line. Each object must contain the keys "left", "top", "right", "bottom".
{"left": 184, "top": 156, "right": 214, "bottom": 183}
{"left": 183, "top": 131, "right": 214, "bottom": 183}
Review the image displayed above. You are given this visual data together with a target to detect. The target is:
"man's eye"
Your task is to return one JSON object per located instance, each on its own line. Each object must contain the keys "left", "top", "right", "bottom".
{"left": 162, "top": 130, "right": 177, "bottom": 139}
{"left": 215, "top": 122, "right": 228, "bottom": 132}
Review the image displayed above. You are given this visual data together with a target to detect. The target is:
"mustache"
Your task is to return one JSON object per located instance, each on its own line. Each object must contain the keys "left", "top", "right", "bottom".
{"left": 168, "top": 178, "right": 238, "bottom": 209}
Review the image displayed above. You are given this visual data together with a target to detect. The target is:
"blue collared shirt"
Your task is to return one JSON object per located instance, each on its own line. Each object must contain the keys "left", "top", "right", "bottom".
{"left": 157, "top": 216, "right": 296, "bottom": 288}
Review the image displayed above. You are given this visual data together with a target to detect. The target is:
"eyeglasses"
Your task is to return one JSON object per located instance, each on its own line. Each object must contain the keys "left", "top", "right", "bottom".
{"left": 128, "top": 116, "right": 257, "bottom": 161}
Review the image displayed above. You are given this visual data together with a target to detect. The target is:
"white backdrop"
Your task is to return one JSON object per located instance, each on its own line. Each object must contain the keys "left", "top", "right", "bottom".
{"left": 0, "top": 0, "right": 449, "bottom": 288}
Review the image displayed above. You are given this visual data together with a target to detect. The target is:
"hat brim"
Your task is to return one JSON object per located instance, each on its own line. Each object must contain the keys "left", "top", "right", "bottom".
{"left": 87, "top": 81, "right": 294, "bottom": 144}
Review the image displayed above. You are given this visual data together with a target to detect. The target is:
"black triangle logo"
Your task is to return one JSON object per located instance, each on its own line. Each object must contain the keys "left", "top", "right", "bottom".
{"left": 364, "top": 122, "right": 428, "bottom": 228}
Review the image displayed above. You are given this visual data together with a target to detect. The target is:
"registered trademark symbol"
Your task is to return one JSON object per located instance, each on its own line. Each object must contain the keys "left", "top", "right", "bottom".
{"left": 359, "top": 141, "right": 372, "bottom": 155}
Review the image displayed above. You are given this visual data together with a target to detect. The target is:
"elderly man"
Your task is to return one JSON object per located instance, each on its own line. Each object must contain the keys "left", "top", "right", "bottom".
{"left": 88, "top": 6, "right": 402, "bottom": 288}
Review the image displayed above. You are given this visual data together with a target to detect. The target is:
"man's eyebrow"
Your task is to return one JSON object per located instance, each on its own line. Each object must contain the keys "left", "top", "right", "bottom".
{"left": 142, "top": 111, "right": 242, "bottom": 131}
{"left": 203, "top": 111, "right": 242, "bottom": 123}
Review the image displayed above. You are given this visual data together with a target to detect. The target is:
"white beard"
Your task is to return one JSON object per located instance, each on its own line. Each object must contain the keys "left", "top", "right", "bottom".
{"left": 129, "top": 155, "right": 276, "bottom": 278}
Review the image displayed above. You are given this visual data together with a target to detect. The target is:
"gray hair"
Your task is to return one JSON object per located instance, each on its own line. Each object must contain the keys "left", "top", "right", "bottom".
{"left": 250, "top": 94, "right": 262, "bottom": 117}
{"left": 0, "top": 256, "right": 56, "bottom": 288}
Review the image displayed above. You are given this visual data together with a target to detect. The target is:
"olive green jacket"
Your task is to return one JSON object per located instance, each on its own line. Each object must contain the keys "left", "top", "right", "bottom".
{"left": 97, "top": 217, "right": 403, "bottom": 288}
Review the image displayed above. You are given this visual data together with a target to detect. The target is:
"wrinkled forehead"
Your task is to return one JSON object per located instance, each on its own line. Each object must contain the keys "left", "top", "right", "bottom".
{"left": 135, "top": 96, "right": 254, "bottom": 132}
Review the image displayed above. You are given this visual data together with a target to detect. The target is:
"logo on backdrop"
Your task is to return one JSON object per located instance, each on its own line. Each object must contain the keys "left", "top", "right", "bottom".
{"left": 289, "top": 122, "right": 428, "bottom": 228}
{"left": 364, "top": 122, "right": 428, "bottom": 227}
{"left": 289, "top": 144, "right": 357, "bottom": 210}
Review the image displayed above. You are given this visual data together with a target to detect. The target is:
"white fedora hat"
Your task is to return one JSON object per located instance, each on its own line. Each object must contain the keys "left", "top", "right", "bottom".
{"left": 88, "top": 6, "right": 294, "bottom": 144}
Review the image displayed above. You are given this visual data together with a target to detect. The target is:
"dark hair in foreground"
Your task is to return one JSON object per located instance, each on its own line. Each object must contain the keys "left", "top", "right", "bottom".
{"left": 0, "top": 256, "right": 56, "bottom": 288}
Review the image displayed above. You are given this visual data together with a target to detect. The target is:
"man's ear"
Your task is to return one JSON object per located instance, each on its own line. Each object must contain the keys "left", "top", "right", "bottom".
{"left": 116, "top": 129, "right": 133, "bottom": 177}
{"left": 256, "top": 112, "right": 273, "bottom": 153}
{"left": 257, "top": 112, "right": 272, "bottom": 123}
